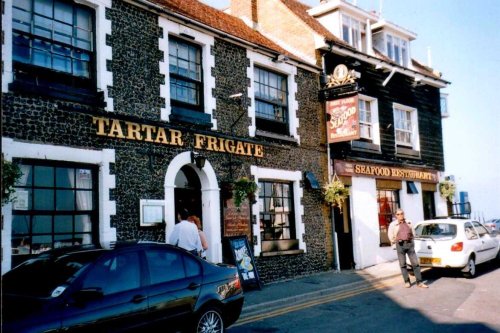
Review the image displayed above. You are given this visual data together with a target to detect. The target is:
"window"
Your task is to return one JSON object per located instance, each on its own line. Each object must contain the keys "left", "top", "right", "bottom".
{"left": 254, "top": 67, "right": 289, "bottom": 134}
{"left": 169, "top": 37, "right": 203, "bottom": 114}
{"left": 82, "top": 252, "right": 141, "bottom": 295}
{"left": 12, "top": 0, "right": 97, "bottom": 102}
{"left": 386, "top": 34, "right": 408, "bottom": 66}
{"left": 341, "top": 14, "right": 362, "bottom": 50}
{"left": 11, "top": 161, "right": 98, "bottom": 266}
{"left": 145, "top": 249, "right": 201, "bottom": 285}
{"left": 359, "top": 98, "right": 373, "bottom": 141}
{"left": 440, "top": 93, "right": 449, "bottom": 118}
{"left": 393, "top": 104, "right": 418, "bottom": 149}
{"left": 377, "top": 189, "right": 400, "bottom": 246}
{"left": 259, "top": 181, "right": 295, "bottom": 241}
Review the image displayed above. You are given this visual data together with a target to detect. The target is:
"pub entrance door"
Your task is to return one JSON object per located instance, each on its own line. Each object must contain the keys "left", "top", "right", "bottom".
{"left": 333, "top": 198, "right": 355, "bottom": 270}
{"left": 174, "top": 165, "right": 202, "bottom": 220}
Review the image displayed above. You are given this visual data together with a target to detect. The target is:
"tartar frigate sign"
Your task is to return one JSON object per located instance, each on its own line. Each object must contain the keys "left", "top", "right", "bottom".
{"left": 92, "top": 116, "right": 264, "bottom": 157}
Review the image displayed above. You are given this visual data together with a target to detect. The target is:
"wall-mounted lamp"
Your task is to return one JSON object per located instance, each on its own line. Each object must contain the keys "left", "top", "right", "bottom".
{"left": 273, "top": 54, "right": 289, "bottom": 63}
{"left": 191, "top": 151, "right": 206, "bottom": 169}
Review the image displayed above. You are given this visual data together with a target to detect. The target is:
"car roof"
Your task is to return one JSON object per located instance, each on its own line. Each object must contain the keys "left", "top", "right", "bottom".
{"left": 35, "top": 241, "right": 183, "bottom": 261}
{"left": 415, "top": 218, "right": 476, "bottom": 225}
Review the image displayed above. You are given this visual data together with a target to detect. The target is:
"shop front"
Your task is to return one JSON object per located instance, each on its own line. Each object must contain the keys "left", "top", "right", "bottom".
{"left": 333, "top": 159, "right": 448, "bottom": 269}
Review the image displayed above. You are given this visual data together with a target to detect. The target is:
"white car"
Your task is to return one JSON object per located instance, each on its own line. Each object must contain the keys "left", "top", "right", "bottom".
{"left": 413, "top": 218, "right": 500, "bottom": 278}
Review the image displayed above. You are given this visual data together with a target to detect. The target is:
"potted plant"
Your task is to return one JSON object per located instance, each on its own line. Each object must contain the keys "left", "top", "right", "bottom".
{"left": 2, "top": 155, "right": 22, "bottom": 206}
{"left": 323, "top": 174, "right": 349, "bottom": 209}
{"left": 233, "top": 177, "right": 258, "bottom": 208}
{"left": 439, "top": 179, "right": 456, "bottom": 202}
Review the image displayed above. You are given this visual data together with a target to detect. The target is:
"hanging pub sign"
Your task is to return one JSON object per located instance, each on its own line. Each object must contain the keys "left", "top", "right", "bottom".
{"left": 326, "top": 95, "right": 360, "bottom": 143}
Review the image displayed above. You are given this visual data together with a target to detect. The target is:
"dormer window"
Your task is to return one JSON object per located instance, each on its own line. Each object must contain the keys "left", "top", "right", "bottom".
{"left": 341, "top": 14, "right": 362, "bottom": 50}
{"left": 386, "top": 34, "right": 408, "bottom": 67}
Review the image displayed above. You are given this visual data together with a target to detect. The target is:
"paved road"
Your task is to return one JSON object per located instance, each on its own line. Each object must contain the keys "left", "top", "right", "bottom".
{"left": 229, "top": 264, "right": 500, "bottom": 332}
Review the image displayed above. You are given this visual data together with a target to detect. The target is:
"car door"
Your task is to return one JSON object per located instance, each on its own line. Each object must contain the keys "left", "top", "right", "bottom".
{"left": 472, "top": 221, "right": 499, "bottom": 263}
{"left": 61, "top": 250, "right": 149, "bottom": 332}
{"left": 144, "top": 248, "right": 203, "bottom": 329}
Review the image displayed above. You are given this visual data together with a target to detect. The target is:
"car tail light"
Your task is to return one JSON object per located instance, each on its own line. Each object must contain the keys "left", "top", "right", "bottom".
{"left": 451, "top": 242, "right": 463, "bottom": 252}
{"left": 217, "top": 273, "right": 242, "bottom": 299}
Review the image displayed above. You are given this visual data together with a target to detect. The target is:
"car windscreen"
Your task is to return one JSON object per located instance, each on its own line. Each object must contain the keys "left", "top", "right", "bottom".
{"left": 415, "top": 223, "right": 457, "bottom": 239}
{"left": 3, "top": 250, "right": 103, "bottom": 298}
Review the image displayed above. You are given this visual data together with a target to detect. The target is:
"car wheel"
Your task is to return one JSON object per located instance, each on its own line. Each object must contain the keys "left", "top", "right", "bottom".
{"left": 463, "top": 256, "right": 476, "bottom": 278}
{"left": 194, "top": 306, "right": 224, "bottom": 333}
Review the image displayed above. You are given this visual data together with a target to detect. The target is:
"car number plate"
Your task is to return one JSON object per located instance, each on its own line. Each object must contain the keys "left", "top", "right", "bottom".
{"left": 420, "top": 257, "right": 441, "bottom": 265}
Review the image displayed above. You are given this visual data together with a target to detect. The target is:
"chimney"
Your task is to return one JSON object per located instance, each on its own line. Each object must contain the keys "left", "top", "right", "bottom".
{"left": 230, "top": 0, "right": 258, "bottom": 27}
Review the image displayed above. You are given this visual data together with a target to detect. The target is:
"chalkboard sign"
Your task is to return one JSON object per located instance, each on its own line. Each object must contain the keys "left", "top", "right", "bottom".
{"left": 223, "top": 198, "right": 252, "bottom": 241}
{"left": 225, "top": 236, "right": 261, "bottom": 290}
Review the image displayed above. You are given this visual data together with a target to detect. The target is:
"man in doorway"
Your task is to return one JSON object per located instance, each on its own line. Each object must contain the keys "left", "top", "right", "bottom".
{"left": 388, "top": 208, "right": 428, "bottom": 288}
{"left": 168, "top": 208, "right": 202, "bottom": 256}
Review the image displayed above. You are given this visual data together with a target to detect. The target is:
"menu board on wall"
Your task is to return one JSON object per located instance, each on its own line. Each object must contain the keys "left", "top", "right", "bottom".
{"left": 223, "top": 198, "right": 252, "bottom": 241}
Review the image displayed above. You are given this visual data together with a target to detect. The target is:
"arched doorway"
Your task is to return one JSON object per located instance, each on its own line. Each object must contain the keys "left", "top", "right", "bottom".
{"left": 174, "top": 166, "right": 202, "bottom": 220}
{"left": 164, "top": 152, "right": 222, "bottom": 262}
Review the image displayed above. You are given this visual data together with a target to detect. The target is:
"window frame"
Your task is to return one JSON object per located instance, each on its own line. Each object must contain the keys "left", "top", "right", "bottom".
{"left": 168, "top": 35, "right": 204, "bottom": 114}
{"left": 10, "top": 0, "right": 100, "bottom": 104}
{"left": 377, "top": 189, "right": 400, "bottom": 247}
{"left": 11, "top": 159, "right": 99, "bottom": 266}
{"left": 386, "top": 33, "right": 408, "bottom": 67}
{"left": 258, "top": 180, "right": 296, "bottom": 242}
{"left": 341, "top": 14, "right": 362, "bottom": 50}
{"left": 393, "top": 103, "right": 419, "bottom": 151}
{"left": 253, "top": 66, "right": 289, "bottom": 135}
{"left": 251, "top": 167, "right": 305, "bottom": 256}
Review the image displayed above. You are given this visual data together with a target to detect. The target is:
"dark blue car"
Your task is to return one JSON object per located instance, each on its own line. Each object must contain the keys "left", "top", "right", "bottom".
{"left": 2, "top": 242, "right": 244, "bottom": 333}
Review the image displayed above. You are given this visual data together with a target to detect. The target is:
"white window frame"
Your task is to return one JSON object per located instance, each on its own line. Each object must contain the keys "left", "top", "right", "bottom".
{"left": 250, "top": 166, "right": 305, "bottom": 257}
{"left": 2, "top": 0, "right": 113, "bottom": 110}
{"left": 357, "top": 94, "right": 380, "bottom": 144}
{"left": 159, "top": 20, "right": 216, "bottom": 129}
{"left": 247, "top": 51, "right": 299, "bottom": 142}
{"left": 386, "top": 33, "right": 408, "bottom": 67}
{"left": 393, "top": 103, "right": 419, "bottom": 150}
{"left": 341, "top": 14, "right": 362, "bottom": 50}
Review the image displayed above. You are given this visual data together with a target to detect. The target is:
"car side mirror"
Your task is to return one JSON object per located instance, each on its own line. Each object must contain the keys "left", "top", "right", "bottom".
{"left": 72, "top": 288, "right": 104, "bottom": 304}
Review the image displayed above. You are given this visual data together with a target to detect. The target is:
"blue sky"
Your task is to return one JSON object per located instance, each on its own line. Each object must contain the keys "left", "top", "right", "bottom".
{"left": 203, "top": 0, "right": 500, "bottom": 220}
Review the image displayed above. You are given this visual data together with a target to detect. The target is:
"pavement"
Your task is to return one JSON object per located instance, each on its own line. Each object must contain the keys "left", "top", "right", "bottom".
{"left": 239, "top": 260, "right": 402, "bottom": 321}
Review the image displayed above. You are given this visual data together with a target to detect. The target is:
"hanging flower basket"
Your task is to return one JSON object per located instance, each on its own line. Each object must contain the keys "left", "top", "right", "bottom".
{"left": 439, "top": 180, "right": 456, "bottom": 202}
{"left": 233, "top": 177, "right": 258, "bottom": 208}
{"left": 323, "top": 173, "right": 349, "bottom": 208}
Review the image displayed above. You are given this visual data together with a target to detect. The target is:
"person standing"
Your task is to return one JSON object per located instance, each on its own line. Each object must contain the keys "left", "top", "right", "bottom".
{"left": 168, "top": 209, "right": 202, "bottom": 256}
{"left": 188, "top": 215, "right": 208, "bottom": 259}
{"left": 388, "top": 208, "right": 428, "bottom": 288}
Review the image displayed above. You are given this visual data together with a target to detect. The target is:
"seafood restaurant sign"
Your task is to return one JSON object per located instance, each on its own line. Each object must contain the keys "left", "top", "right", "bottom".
{"left": 326, "top": 95, "right": 360, "bottom": 143}
{"left": 335, "top": 160, "right": 439, "bottom": 183}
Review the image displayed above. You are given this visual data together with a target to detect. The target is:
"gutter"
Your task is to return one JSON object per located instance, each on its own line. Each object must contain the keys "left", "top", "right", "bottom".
{"left": 324, "top": 40, "right": 450, "bottom": 88}
{"left": 126, "top": 0, "right": 321, "bottom": 72}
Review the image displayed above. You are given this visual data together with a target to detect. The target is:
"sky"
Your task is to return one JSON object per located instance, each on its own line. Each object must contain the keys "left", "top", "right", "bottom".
{"left": 203, "top": 0, "right": 500, "bottom": 220}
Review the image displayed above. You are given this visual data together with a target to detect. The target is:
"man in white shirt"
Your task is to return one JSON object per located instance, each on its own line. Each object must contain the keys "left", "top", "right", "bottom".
{"left": 168, "top": 209, "right": 202, "bottom": 256}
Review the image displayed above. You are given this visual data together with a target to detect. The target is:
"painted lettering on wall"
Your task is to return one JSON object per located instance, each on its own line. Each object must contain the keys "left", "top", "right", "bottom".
{"left": 92, "top": 117, "right": 264, "bottom": 157}
{"left": 335, "top": 160, "right": 438, "bottom": 183}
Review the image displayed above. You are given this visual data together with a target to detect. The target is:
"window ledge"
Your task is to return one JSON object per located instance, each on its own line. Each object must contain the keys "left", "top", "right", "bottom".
{"left": 352, "top": 140, "right": 381, "bottom": 153}
{"left": 260, "top": 249, "right": 304, "bottom": 257}
{"left": 255, "top": 130, "right": 298, "bottom": 144}
{"left": 396, "top": 146, "right": 421, "bottom": 159}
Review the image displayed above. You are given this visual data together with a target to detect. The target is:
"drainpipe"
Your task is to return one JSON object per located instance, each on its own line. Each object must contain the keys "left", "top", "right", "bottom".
{"left": 322, "top": 53, "right": 340, "bottom": 273}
